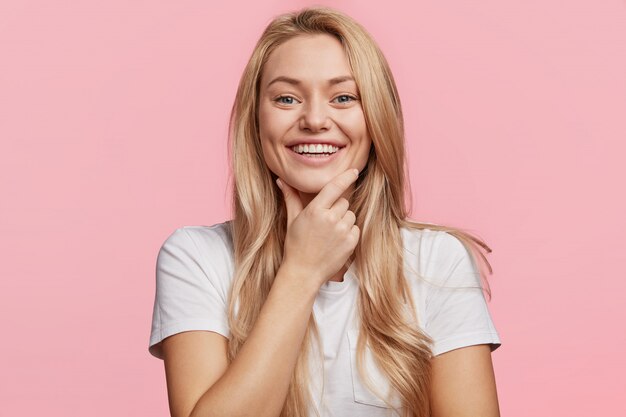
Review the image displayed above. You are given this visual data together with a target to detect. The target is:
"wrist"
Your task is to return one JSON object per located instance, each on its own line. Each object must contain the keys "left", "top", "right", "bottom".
{"left": 275, "top": 262, "right": 321, "bottom": 298}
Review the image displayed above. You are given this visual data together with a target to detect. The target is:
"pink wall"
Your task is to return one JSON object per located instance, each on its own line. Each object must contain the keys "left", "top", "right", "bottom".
{"left": 1, "top": 1, "right": 624, "bottom": 415}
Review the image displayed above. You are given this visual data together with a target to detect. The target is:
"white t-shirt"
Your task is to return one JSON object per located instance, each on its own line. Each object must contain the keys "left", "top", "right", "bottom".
{"left": 148, "top": 221, "right": 501, "bottom": 416}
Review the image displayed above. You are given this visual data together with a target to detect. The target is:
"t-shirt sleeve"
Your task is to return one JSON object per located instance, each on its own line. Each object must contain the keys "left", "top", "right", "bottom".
{"left": 424, "top": 231, "right": 502, "bottom": 357}
{"left": 148, "top": 227, "right": 231, "bottom": 360}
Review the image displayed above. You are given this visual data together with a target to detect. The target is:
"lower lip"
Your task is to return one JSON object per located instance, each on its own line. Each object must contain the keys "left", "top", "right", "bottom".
{"left": 287, "top": 147, "right": 344, "bottom": 166}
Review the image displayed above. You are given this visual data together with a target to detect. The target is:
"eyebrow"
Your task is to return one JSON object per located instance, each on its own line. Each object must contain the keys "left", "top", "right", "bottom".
{"left": 266, "top": 75, "right": 355, "bottom": 88}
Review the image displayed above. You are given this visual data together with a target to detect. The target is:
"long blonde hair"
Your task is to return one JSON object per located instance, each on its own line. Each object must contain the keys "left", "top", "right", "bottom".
{"left": 226, "top": 6, "right": 493, "bottom": 417}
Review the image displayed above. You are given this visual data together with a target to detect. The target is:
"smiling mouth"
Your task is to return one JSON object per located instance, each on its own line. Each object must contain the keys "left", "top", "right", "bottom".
{"left": 287, "top": 144, "right": 346, "bottom": 157}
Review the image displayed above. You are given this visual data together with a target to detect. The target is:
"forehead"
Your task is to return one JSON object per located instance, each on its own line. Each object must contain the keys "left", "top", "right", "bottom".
{"left": 261, "top": 33, "right": 354, "bottom": 86}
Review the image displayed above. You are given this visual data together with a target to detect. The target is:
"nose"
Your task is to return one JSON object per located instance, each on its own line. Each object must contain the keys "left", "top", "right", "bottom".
{"left": 299, "top": 97, "right": 331, "bottom": 132}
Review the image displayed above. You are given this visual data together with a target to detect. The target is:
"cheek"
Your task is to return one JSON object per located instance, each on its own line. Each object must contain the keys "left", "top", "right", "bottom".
{"left": 259, "top": 101, "right": 294, "bottom": 126}
{"left": 258, "top": 105, "right": 274, "bottom": 138}
{"left": 260, "top": 141, "right": 280, "bottom": 176}
{"left": 258, "top": 109, "right": 282, "bottom": 160}
{"left": 258, "top": 123, "right": 282, "bottom": 173}
{"left": 259, "top": 135, "right": 279, "bottom": 163}
{"left": 337, "top": 109, "right": 369, "bottom": 141}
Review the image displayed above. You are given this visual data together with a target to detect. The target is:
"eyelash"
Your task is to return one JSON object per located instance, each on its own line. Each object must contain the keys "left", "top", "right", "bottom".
{"left": 274, "top": 96, "right": 297, "bottom": 105}
{"left": 334, "top": 94, "right": 358, "bottom": 104}
{"left": 274, "top": 94, "right": 359, "bottom": 105}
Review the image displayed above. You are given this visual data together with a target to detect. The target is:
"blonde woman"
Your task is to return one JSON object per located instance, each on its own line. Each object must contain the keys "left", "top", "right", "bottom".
{"left": 149, "top": 7, "right": 502, "bottom": 417}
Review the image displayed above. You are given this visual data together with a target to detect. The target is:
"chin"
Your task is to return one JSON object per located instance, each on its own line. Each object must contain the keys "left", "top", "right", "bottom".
{"left": 288, "top": 178, "right": 330, "bottom": 194}
{"left": 293, "top": 183, "right": 324, "bottom": 194}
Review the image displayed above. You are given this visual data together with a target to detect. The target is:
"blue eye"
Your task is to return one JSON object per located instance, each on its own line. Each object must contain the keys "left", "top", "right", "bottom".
{"left": 275, "top": 96, "right": 297, "bottom": 105}
{"left": 334, "top": 95, "right": 357, "bottom": 104}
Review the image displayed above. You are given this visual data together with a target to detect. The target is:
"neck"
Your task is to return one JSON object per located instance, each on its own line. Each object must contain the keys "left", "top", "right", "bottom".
{"left": 328, "top": 264, "right": 348, "bottom": 282}
{"left": 297, "top": 191, "right": 316, "bottom": 208}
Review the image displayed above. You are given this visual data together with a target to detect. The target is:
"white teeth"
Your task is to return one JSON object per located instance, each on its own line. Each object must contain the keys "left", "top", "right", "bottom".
{"left": 291, "top": 143, "right": 340, "bottom": 154}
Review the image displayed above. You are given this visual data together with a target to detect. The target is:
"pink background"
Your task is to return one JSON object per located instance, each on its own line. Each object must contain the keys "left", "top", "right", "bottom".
{"left": 1, "top": 0, "right": 624, "bottom": 415}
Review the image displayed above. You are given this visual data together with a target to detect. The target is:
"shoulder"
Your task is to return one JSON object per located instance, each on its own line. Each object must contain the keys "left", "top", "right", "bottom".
{"left": 161, "top": 220, "right": 233, "bottom": 254}
{"left": 158, "top": 220, "right": 235, "bottom": 275}
{"left": 400, "top": 226, "right": 477, "bottom": 287}
{"left": 400, "top": 225, "right": 467, "bottom": 257}
{"left": 400, "top": 226, "right": 459, "bottom": 267}
{"left": 150, "top": 222, "right": 234, "bottom": 359}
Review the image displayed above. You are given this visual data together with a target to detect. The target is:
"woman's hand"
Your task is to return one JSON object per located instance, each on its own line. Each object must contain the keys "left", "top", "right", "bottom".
{"left": 276, "top": 169, "right": 360, "bottom": 288}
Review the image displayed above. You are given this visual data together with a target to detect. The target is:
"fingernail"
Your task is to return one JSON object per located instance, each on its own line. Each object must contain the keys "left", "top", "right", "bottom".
{"left": 353, "top": 169, "right": 359, "bottom": 177}
{"left": 276, "top": 178, "right": 283, "bottom": 189}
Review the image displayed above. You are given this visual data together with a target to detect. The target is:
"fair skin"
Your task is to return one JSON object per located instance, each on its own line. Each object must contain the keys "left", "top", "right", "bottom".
{"left": 258, "top": 33, "right": 371, "bottom": 282}
{"left": 258, "top": 34, "right": 371, "bottom": 207}
{"left": 159, "top": 32, "right": 500, "bottom": 417}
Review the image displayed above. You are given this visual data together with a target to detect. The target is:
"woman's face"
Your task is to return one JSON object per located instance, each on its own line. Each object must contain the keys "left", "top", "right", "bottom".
{"left": 258, "top": 33, "right": 371, "bottom": 201}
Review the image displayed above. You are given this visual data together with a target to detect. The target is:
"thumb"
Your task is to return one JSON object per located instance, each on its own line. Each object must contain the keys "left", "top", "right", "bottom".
{"left": 276, "top": 178, "right": 303, "bottom": 228}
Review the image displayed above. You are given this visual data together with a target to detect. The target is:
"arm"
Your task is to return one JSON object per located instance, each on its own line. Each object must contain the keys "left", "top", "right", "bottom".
{"left": 430, "top": 344, "right": 501, "bottom": 417}
{"left": 162, "top": 331, "right": 229, "bottom": 417}
{"left": 162, "top": 169, "right": 360, "bottom": 417}
{"left": 174, "top": 269, "right": 317, "bottom": 417}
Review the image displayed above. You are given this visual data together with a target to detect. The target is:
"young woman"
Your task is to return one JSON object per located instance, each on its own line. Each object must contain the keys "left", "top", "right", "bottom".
{"left": 149, "top": 7, "right": 502, "bottom": 417}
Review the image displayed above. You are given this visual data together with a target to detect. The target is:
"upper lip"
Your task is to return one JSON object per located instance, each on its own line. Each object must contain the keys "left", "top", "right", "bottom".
{"left": 285, "top": 138, "right": 346, "bottom": 148}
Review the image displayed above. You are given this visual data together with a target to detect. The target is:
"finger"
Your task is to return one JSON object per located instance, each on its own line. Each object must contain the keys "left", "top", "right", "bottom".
{"left": 276, "top": 178, "right": 303, "bottom": 228}
{"left": 350, "top": 224, "right": 360, "bottom": 242}
{"left": 339, "top": 210, "right": 356, "bottom": 230}
{"left": 329, "top": 197, "right": 350, "bottom": 219}
{"left": 311, "top": 169, "right": 359, "bottom": 210}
